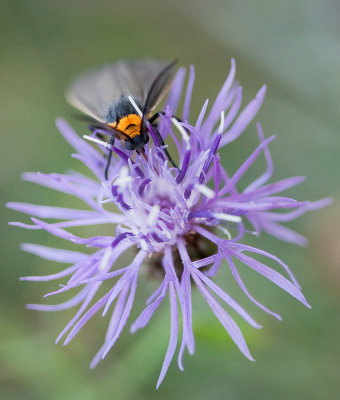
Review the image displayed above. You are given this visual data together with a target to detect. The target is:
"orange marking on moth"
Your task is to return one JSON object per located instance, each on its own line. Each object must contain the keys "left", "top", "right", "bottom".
{"left": 108, "top": 114, "right": 142, "bottom": 139}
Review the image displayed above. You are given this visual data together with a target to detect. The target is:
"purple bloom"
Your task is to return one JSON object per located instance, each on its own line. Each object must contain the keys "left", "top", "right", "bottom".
{"left": 7, "top": 59, "right": 330, "bottom": 388}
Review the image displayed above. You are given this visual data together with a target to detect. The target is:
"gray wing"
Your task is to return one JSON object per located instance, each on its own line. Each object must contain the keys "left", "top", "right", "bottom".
{"left": 66, "top": 59, "right": 170, "bottom": 123}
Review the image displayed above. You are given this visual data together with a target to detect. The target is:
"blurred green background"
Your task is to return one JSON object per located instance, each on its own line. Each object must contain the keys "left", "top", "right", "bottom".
{"left": 1, "top": 0, "right": 339, "bottom": 399}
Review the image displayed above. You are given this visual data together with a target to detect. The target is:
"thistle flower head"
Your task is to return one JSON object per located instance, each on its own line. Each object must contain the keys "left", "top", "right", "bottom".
{"left": 7, "top": 59, "right": 330, "bottom": 388}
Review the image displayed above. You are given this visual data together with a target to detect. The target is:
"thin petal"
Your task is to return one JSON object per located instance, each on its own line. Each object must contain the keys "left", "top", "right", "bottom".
{"left": 156, "top": 282, "right": 178, "bottom": 389}
{"left": 182, "top": 65, "right": 195, "bottom": 121}
{"left": 63, "top": 288, "right": 111, "bottom": 345}
{"left": 243, "top": 122, "right": 273, "bottom": 191}
{"left": 221, "top": 85, "right": 267, "bottom": 146}
{"left": 130, "top": 280, "right": 168, "bottom": 333}
{"left": 202, "top": 59, "right": 236, "bottom": 136}
{"left": 6, "top": 202, "right": 100, "bottom": 220}
{"left": 194, "top": 267, "right": 262, "bottom": 328}
{"left": 20, "top": 264, "right": 79, "bottom": 282}
{"left": 26, "top": 286, "right": 89, "bottom": 311}
{"left": 223, "top": 251, "right": 282, "bottom": 320}
{"left": 20, "top": 243, "right": 87, "bottom": 263}
{"left": 222, "top": 136, "right": 275, "bottom": 192}
{"left": 165, "top": 67, "right": 186, "bottom": 115}
{"left": 192, "top": 269, "right": 254, "bottom": 361}
{"left": 178, "top": 238, "right": 254, "bottom": 361}
{"left": 234, "top": 251, "right": 310, "bottom": 308}
{"left": 258, "top": 219, "right": 308, "bottom": 246}
{"left": 233, "top": 243, "right": 301, "bottom": 288}
{"left": 90, "top": 285, "right": 130, "bottom": 369}
{"left": 101, "top": 272, "right": 139, "bottom": 359}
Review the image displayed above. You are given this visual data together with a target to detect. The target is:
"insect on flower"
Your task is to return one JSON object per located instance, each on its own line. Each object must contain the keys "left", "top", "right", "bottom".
{"left": 66, "top": 59, "right": 178, "bottom": 179}
{"left": 7, "top": 58, "right": 331, "bottom": 388}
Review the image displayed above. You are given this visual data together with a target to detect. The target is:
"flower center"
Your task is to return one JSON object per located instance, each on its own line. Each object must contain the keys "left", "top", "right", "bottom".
{"left": 147, "top": 231, "right": 217, "bottom": 279}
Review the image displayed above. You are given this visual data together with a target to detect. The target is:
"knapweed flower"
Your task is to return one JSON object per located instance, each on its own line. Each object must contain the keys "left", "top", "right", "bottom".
{"left": 7, "top": 60, "right": 330, "bottom": 388}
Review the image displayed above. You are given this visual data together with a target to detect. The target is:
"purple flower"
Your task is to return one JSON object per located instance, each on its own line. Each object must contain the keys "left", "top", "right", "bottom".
{"left": 7, "top": 59, "right": 330, "bottom": 388}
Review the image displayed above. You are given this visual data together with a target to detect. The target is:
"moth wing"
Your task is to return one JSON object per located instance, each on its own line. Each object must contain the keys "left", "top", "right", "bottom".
{"left": 142, "top": 59, "right": 177, "bottom": 115}
{"left": 66, "top": 59, "right": 171, "bottom": 122}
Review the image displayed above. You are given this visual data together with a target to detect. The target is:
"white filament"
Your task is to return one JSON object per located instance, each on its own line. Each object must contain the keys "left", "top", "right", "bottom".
{"left": 213, "top": 212, "right": 241, "bottom": 223}
{"left": 218, "top": 111, "right": 225, "bottom": 134}
{"left": 147, "top": 204, "right": 160, "bottom": 226}
{"left": 195, "top": 184, "right": 215, "bottom": 199}
{"left": 128, "top": 96, "right": 143, "bottom": 117}
{"left": 83, "top": 135, "right": 110, "bottom": 148}
{"left": 217, "top": 226, "right": 232, "bottom": 240}
{"left": 114, "top": 166, "right": 132, "bottom": 188}
{"left": 172, "top": 118, "right": 190, "bottom": 149}
{"left": 98, "top": 247, "right": 112, "bottom": 271}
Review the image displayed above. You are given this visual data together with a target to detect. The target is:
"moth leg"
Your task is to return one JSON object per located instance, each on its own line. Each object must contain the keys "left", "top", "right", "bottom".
{"left": 149, "top": 112, "right": 180, "bottom": 169}
{"left": 155, "top": 129, "right": 179, "bottom": 170}
{"left": 88, "top": 124, "right": 105, "bottom": 139}
{"left": 148, "top": 111, "right": 164, "bottom": 125}
{"left": 149, "top": 111, "right": 183, "bottom": 125}
{"left": 104, "top": 135, "right": 115, "bottom": 180}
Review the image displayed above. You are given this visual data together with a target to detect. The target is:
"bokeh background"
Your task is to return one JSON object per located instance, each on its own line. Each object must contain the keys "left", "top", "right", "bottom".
{"left": 1, "top": 0, "right": 339, "bottom": 399}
